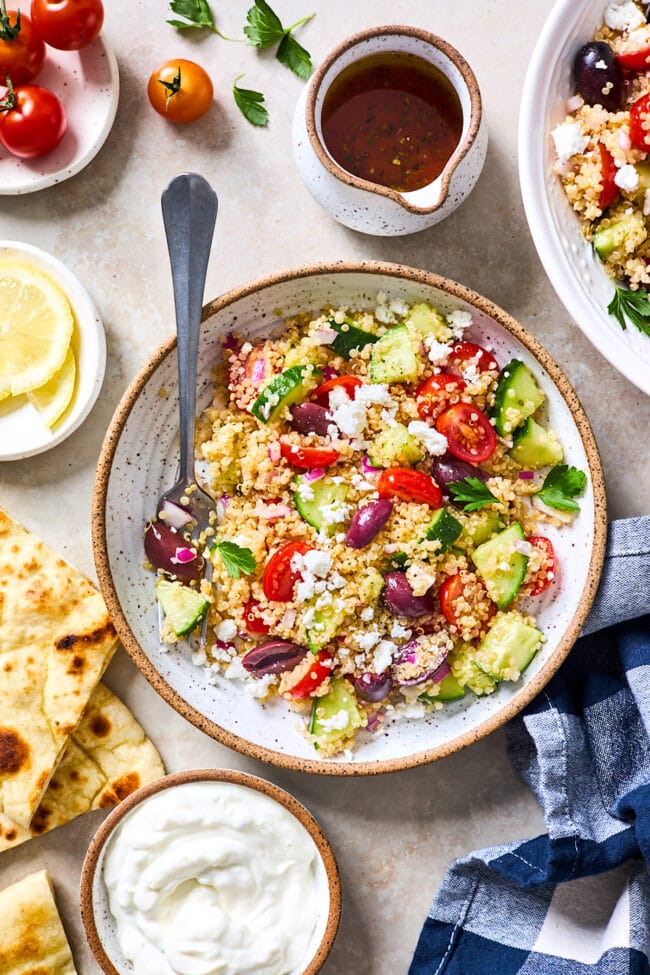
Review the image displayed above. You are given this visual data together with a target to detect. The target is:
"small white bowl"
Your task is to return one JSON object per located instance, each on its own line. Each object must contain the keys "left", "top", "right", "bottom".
{"left": 0, "top": 241, "right": 106, "bottom": 461}
{"left": 519, "top": 0, "right": 650, "bottom": 396}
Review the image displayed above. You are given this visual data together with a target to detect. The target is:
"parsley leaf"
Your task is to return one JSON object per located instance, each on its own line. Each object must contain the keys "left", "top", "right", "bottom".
{"left": 244, "top": 0, "right": 314, "bottom": 77}
{"left": 536, "top": 465, "right": 587, "bottom": 512}
{"left": 448, "top": 477, "right": 499, "bottom": 512}
{"left": 213, "top": 541, "right": 257, "bottom": 578}
{"left": 607, "top": 281, "right": 650, "bottom": 338}
{"left": 233, "top": 76, "right": 269, "bottom": 126}
{"left": 167, "top": 0, "right": 238, "bottom": 40}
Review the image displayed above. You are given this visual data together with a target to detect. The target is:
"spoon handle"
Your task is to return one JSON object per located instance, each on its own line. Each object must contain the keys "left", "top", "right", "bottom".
{"left": 161, "top": 173, "right": 218, "bottom": 484}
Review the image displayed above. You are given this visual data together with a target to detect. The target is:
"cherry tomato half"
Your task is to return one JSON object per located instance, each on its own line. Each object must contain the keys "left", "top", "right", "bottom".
{"left": 630, "top": 92, "right": 650, "bottom": 151}
{"left": 377, "top": 468, "right": 443, "bottom": 508}
{"left": 436, "top": 403, "right": 497, "bottom": 464}
{"left": 617, "top": 29, "right": 650, "bottom": 71}
{"left": 242, "top": 598, "right": 270, "bottom": 635}
{"left": 415, "top": 373, "right": 467, "bottom": 421}
{"left": 262, "top": 541, "right": 313, "bottom": 602}
{"left": 281, "top": 650, "right": 332, "bottom": 699}
{"left": 596, "top": 143, "right": 619, "bottom": 211}
{"left": 311, "top": 375, "right": 362, "bottom": 406}
{"left": 439, "top": 571, "right": 496, "bottom": 630}
{"left": 0, "top": 82, "right": 66, "bottom": 158}
{"left": 448, "top": 341, "right": 499, "bottom": 378}
{"left": 147, "top": 59, "right": 213, "bottom": 124}
{"left": 523, "top": 536, "right": 557, "bottom": 596}
{"left": 279, "top": 442, "right": 339, "bottom": 470}
{"left": 30, "top": 0, "right": 103, "bottom": 50}
{"left": 0, "top": 9, "right": 45, "bottom": 85}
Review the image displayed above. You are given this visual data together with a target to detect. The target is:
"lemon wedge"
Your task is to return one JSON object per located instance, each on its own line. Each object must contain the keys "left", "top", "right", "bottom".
{"left": 0, "top": 261, "right": 74, "bottom": 400}
{"left": 27, "top": 346, "right": 77, "bottom": 428}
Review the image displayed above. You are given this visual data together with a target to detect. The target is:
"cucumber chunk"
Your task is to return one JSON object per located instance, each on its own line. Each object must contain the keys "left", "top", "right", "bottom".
{"left": 155, "top": 579, "right": 209, "bottom": 637}
{"left": 359, "top": 567, "right": 384, "bottom": 605}
{"left": 368, "top": 423, "right": 424, "bottom": 467}
{"left": 425, "top": 508, "right": 463, "bottom": 553}
{"left": 474, "top": 611, "right": 542, "bottom": 681}
{"left": 251, "top": 366, "right": 318, "bottom": 423}
{"left": 306, "top": 604, "right": 345, "bottom": 652}
{"left": 509, "top": 417, "right": 564, "bottom": 469}
{"left": 593, "top": 211, "right": 646, "bottom": 260}
{"left": 405, "top": 302, "right": 452, "bottom": 341}
{"left": 328, "top": 319, "right": 379, "bottom": 359}
{"left": 448, "top": 643, "right": 497, "bottom": 696}
{"left": 460, "top": 509, "right": 505, "bottom": 548}
{"left": 472, "top": 523, "right": 528, "bottom": 609}
{"left": 293, "top": 475, "right": 349, "bottom": 534}
{"left": 369, "top": 325, "right": 419, "bottom": 383}
{"left": 492, "top": 359, "right": 544, "bottom": 436}
{"left": 420, "top": 673, "right": 466, "bottom": 703}
{"left": 309, "top": 677, "right": 364, "bottom": 745}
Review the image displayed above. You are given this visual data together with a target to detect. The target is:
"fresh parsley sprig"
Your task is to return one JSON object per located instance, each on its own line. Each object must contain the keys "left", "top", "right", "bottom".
{"left": 167, "top": 0, "right": 239, "bottom": 41}
{"left": 448, "top": 477, "right": 499, "bottom": 512}
{"left": 212, "top": 541, "right": 256, "bottom": 578}
{"left": 536, "top": 465, "right": 587, "bottom": 512}
{"left": 244, "top": 0, "right": 314, "bottom": 79}
{"left": 607, "top": 281, "right": 650, "bottom": 338}
{"left": 233, "top": 75, "right": 269, "bottom": 126}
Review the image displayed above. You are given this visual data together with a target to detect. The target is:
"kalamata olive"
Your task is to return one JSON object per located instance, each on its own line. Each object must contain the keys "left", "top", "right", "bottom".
{"left": 242, "top": 640, "right": 308, "bottom": 676}
{"left": 382, "top": 572, "right": 436, "bottom": 618}
{"left": 346, "top": 499, "right": 393, "bottom": 549}
{"left": 428, "top": 455, "right": 487, "bottom": 500}
{"left": 354, "top": 672, "right": 393, "bottom": 702}
{"left": 290, "top": 403, "right": 333, "bottom": 437}
{"left": 144, "top": 519, "right": 204, "bottom": 583}
{"left": 573, "top": 42, "right": 623, "bottom": 112}
{"left": 392, "top": 636, "right": 451, "bottom": 686}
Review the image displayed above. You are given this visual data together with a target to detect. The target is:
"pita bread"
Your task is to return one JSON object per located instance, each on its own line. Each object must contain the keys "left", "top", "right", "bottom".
{"left": 0, "top": 683, "right": 165, "bottom": 852}
{"left": 0, "top": 508, "right": 118, "bottom": 828}
{"left": 0, "top": 869, "right": 76, "bottom": 975}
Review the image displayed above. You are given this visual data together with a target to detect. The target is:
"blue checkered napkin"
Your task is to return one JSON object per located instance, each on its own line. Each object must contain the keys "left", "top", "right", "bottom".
{"left": 410, "top": 516, "right": 650, "bottom": 975}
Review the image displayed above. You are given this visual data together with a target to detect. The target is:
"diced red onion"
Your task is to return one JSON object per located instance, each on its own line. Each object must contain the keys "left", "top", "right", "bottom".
{"left": 222, "top": 334, "right": 240, "bottom": 352}
{"left": 566, "top": 93, "right": 583, "bottom": 112}
{"left": 313, "top": 327, "right": 338, "bottom": 345}
{"left": 215, "top": 639, "right": 235, "bottom": 652}
{"left": 361, "top": 456, "right": 381, "bottom": 476}
{"left": 365, "top": 709, "right": 385, "bottom": 733}
{"left": 281, "top": 607, "right": 297, "bottom": 629}
{"left": 253, "top": 502, "right": 291, "bottom": 520}
{"left": 268, "top": 441, "right": 281, "bottom": 462}
{"left": 619, "top": 129, "right": 632, "bottom": 151}
{"left": 220, "top": 493, "right": 230, "bottom": 508}
{"left": 322, "top": 366, "right": 338, "bottom": 381}
{"left": 431, "top": 662, "right": 451, "bottom": 684}
{"left": 171, "top": 546, "right": 198, "bottom": 564}
{"left": 158, "top": 499, "right": 193, "bottom": 529}
{"left": 518, "top": 470, "right": 535, "bottom": 480}
{"left": 251, "top": 356, "right": 267, "bottom": 384}
{"left": 304, "top": 468, "right": 325, "bottom": 482}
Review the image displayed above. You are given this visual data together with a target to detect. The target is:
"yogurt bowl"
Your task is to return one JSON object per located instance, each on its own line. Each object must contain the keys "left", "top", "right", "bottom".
{"left": 80, "top": 768, "right": 341, "bottom": 975}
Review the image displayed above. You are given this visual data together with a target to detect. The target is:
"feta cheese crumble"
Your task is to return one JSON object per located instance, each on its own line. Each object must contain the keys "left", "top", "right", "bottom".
{"left": 604, "top": 0, "right": 644, "bottom": 31}
{"left": 319, "top": 709, "right": 350, "bottom": 733}
{"left": 216, "top": 619, "right": 237, "bottom": 643}
{"left": 551, "top": 121, "right": 588, "bottom": 164}
{"left": 446, "top": 309, "right": 473, "bottom": 336}
{"left": 614, "top": 164, "right": 639, "bottom": 192}
{"left": 407, "top": 420, "right": 448, "bottom": 456}
{"left": 424, "top": 336, "right": 452, "bottom": 365}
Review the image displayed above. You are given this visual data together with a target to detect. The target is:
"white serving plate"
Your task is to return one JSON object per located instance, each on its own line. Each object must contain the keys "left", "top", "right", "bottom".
{"left": 0, "top": 240, "right": 106, "bottom": 460}
{"left": 519, "top": 0, "right": 650, "bottom": 396}
{"left": 93, "top": 263, "right": 606, "bottom": 776}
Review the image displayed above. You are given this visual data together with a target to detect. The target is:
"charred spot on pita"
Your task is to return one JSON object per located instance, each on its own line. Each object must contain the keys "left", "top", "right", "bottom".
{"left": 89, "top": 713, "right": 112, "bottom": 738}
{"left": 0, "top": 728, "right": 30, "bottom": 776}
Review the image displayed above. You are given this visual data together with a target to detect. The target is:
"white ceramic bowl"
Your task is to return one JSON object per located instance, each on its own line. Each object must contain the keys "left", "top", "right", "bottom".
{"left": 519, "top": 0, "right": 650, "bottom": 396}
{"left": 0, "top": 240, "right": 106, "bottom": 461}
{"left": 93, "top": 262, "right": 606, "bottom": 776}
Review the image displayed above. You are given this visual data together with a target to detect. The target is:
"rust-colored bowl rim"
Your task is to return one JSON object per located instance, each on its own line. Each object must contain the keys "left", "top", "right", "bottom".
{"left": 92, "top": 259, "right": 607, "bottom": 777}
{"left": 305, "top": 25, "right": 483, "bottom": 216}
{"left": 80, "top": 768, "right": 342, "bottom": 975}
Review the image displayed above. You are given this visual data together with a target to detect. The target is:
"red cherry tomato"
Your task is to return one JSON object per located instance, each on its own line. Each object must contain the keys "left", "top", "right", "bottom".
{"left": 262, "top": 541, "right": 313, "bottom": 602}
{"left": 281, "top": 650, "right": 332, "bottom": 699}
{"left": 448, "top": 341, "right": 499, "bottom": 378}
{"left": 523, "top": 536, "right": 557, "bottom": 596}
{"left": 376, "top": 468, "right": 443, "bottom": 508}
{"left": 30, "top": 0, "right": 103, "bottom": 50}
{"left": 630, "top": 92, "right": 650, "bottom": 151}
{"left": 436, "top": 403, "right": 497, "bottom": 464}
{"left": 0, "top": 83, "right": 66, "bottom": 158}
{"left": 311, "top": 375, "right": 362, "bottom": 406}
{"left": 439, "top": 571, "right": 496, "bottom": 630}
{"left": 617, "top": 32, "right": 650, "bottom": 71}
{"left": 415, "top": 373, "right": 467, "bottom": 421}
{"left": 279, "top": 442, "right": 339, "bottom": 470}
{"left": 242, "top": 599, "right": 270, "bottom": 635}
{"left": 0, "top": 9, "right": 45, "bottom": 85}
{"left": 596, "top": 143, "right": 619, "bottom": 211}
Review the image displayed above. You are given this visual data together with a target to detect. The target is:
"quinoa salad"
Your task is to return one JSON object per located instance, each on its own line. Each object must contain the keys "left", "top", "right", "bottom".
{"left": 144, "top": 296, "right": 588, "bottom": 758}
{"left": 552, "top": 0, "right": 650, "bottom": 312}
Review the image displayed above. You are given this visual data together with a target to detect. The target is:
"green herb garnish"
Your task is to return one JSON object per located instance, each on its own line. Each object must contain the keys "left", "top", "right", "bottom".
{"left": 607, "top": 281, "right": 650, "bottom": 338}
{"left": 233, "top": 75, "right": 269, "bottom": 126}
{"left": 212, "top": 541, "right": 257, "bottom": 578}
{"left": 0, "top": 0, "right": 20, "bottom": 42}
{"left": 244, "top": 0, "right": 314, "bottom": 78}
{"left": 536, "top": 465, "right": 587, "bottom": 512}
{"left": 167, "top": 0, "right": 238, "bottom": 40}
{"left": 448, "top": 477, "right": 499, "bottom": 512}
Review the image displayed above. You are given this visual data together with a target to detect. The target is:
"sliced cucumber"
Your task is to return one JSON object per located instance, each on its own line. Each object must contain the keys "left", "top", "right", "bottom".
{"left": 293, "top": 475, "right": 349, "bottom": 535}
{"left": 448, "top": 643, "right": 497, "bottom": 696}
{"left": 593, "top": 211, "right": 645, "bottom": 260}
{"left": 474, "top": 612, "right": 542, "bottom": 681}
{"left": 421, "top": 672, "right": 467, "bottom": 703}
{"left": 306, "top": 604, "right": 344, "bottom": 652}
{"left": 251, "top": 366, "right": 318, "bottom": 423}
{"left": 509, "top": 417, "right": 564, "bottom": 469}
{"left": 405, "top": 302, "right": 451, "bottom": 341}
{"left": 460, "top": 509, "right": 505, "bottom": 548}
{"left": 359, "top": 567, "right": 384, "bottom": 605}
{"left": 471, "top": 522, "right": 528, "bottom": 609}
{"left": 309, "top": 677, "right": 364, "bottom": 745}
{"left": 369, "top": 325, "right": 419, "bottom": 383}
{"left": 328, "top": 319, "right": 379, "bottom": 359}
{"left": 492, "top": 359, "right": 544, "bottom": 436}
{"left": 155, "top": 579, "right": 209, "bottom": 637}
{"left": 425, "top": 509, "right": 463, "bottom": 553}
{"left": 368, "top": 423, "right": 423, "bottom": 468}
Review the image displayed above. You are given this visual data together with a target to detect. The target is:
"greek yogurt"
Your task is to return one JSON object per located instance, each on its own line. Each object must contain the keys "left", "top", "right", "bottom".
{"left": 102, "top": 781, "right": 322, "bottom": 975}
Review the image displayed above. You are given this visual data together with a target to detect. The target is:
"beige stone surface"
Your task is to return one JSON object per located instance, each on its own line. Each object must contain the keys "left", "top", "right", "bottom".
{"left": 0, "top": 1, "right": 647, "bottom": 972}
